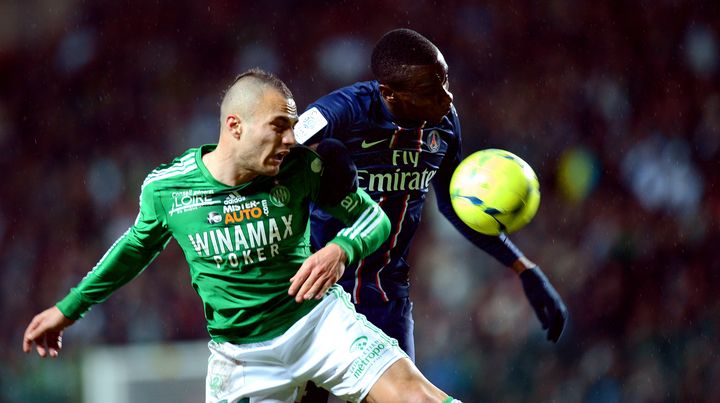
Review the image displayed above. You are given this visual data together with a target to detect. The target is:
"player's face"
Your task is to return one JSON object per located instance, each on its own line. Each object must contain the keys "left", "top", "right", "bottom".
{"left": 240, "top": 89, "right": 298, "bottom": 177}
{"left": 386, "top": 50, "right": 453, "bottom": 126}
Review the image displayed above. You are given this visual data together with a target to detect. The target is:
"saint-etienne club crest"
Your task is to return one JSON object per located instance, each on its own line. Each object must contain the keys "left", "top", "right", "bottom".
{"left": 269, "top": 185, "right": 290, "bottom": 207}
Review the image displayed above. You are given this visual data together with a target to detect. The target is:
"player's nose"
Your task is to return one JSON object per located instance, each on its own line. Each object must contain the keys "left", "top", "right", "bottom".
{"left": 284, "top": 128, "right": 296, "bottom": 146}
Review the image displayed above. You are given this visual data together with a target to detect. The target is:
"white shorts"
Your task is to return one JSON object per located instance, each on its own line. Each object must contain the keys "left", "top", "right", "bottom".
{"left": 205, "top": 285, "right": 407, "bottom": 403}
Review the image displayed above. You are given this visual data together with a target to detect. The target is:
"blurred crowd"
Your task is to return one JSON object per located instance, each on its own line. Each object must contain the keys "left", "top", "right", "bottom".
{"left": 1, "top": 1, "right": 718, "bottom": 402}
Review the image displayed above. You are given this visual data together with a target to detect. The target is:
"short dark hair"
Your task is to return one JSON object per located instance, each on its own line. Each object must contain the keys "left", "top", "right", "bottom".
{"left": 370, "top": 29, "right": 439, "bottom": 85}
{"left": 219, "top": 68, "right": 294, "bottom": 120}
{"left": 230, "top": 67, "right": 293, "bottom": 99}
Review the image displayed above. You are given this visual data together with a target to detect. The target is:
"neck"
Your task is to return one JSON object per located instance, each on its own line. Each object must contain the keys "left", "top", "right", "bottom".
{"left": 202, "top": 143, "right": 256, "bottom": 186}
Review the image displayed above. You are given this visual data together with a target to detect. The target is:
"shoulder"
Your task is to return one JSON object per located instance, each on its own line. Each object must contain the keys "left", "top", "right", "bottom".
{"left": 141, "top": 147, "right": 202, "bottom": 191}
{"left": 297, "top": 82, "right": 381, "bottom": 144}
{"left": 327, "top": 80, "right": 377, "bottom": 98}
{"left": 311, "top": 81, "right": 378, "bottom": 112}
{"left": 343, "top": 80, "right": 379, "bottom": 98}
{"left": 281, "top": 146, "right": 322, "bottom": 173}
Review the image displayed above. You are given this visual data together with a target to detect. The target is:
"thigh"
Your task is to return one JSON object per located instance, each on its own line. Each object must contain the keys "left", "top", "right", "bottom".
{"left": 365, "top": 357, "right": 447, "bottom": 403}
{"left": 356, "top": 298, "right": 415, "bottom": 361}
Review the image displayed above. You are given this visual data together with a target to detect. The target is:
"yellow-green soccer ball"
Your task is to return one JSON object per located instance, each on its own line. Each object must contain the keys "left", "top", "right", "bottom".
{"left": 449, "top": 149, "right": 540, "bottom": 235}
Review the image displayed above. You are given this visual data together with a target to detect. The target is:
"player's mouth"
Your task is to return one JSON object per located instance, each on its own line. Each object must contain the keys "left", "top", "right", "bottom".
{"left": 271, "top": 150, "right": 289, "bottom": 164}
{"left": 440, "top": 103, "right": 451, "bottom": 117}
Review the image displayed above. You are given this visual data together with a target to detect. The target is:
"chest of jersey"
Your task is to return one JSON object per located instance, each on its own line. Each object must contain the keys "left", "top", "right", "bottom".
{"left": 160, "top": 178, "right": 310, "bottom": 269}
{"left": 346, "top": 126, "right": 451, "bottom": 195}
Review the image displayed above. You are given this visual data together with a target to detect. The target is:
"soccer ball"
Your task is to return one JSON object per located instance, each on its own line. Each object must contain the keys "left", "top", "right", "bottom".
{"left": 449, "top": 149, "right": 540, "bottom": 235}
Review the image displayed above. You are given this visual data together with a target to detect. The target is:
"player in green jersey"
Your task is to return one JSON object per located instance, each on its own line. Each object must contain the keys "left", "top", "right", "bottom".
{"left": 22, "top": 69, "right": 461, "bottom": 402}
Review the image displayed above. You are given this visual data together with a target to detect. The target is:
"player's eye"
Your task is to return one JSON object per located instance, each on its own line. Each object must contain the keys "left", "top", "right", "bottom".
{"left": 271, "top": 121, "right": 287, "bottom": 131}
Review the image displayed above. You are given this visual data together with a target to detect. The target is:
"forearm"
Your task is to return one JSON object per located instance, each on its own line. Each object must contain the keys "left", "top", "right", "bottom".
{"left": 511, "top": 256, "right": 536, "bottom": 275}
{"left": 325, "top": 190, "right": 390, "bottom": 265}
{"left": 438, "top": 197, "right": 525, "bottom": 267}
{"left": 434, "top": 162, "right": 526, "bottom": 268}
{"left": 56, "top": 228, "right": 168, "bottom": 320}
{"left": 444, "top": 204, "right": 536, "bottom": 273}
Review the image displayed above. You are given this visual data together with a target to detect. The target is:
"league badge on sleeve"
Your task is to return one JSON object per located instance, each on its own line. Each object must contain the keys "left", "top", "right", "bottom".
{"left": 295, "top": 107, "right": 328, "bottom": 144}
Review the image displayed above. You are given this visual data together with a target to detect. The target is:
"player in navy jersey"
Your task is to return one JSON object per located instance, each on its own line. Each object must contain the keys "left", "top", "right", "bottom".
{"left": 296, "top": 29, "right": 567, "bottom": 389}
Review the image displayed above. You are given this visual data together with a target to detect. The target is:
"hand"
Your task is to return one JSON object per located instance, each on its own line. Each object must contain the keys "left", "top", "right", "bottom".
{"left": 289, "top": 244, "right": 347, "bottom": 303}
{"left": 520, "top": 267, "right": 568, "bottom": 343}
{"left": 23, "top": 306, "right": 75, "bottom": 358}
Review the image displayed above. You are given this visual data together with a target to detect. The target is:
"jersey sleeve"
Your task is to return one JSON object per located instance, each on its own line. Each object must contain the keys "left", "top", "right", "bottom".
{"left": 299, "top": 147, "right": 388, "bottom": 265}
{"left": 319, "top": 188, "right": 390, "bottom": 266}
{"left": 295, "top": 89, "right": 359, "bottom": 145}
{"left": 299, "top": 141, "right": 389, "bottom": 265}
{"left": 55, "top": 181, "right": 172, "bottom": 320}
{"left": 432, "top": 108, "right": 525, "bottom": 268}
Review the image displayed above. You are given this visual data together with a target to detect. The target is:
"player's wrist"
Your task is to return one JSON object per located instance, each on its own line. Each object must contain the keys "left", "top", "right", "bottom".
{"left": 327, "top": 241, "right": 349, "bottom": 264}
{"left": 511, "top": 257, "right": 535, "bottom": 275}
{"left": 56, "top": 289, "right": 92, "bottom": 321}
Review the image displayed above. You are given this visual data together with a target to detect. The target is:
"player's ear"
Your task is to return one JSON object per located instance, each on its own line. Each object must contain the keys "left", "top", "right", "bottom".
{"left": 225, "top": 114, "right": 243, "bottom": 138}
{"left": 378, "top": 84, "right": 396, "bottom": 103}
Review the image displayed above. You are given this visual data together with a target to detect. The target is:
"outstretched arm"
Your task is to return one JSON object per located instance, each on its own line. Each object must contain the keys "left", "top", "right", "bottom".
{"left": 435, "top": 170, "right": 568, "bottom": 342}
{"left": 434, "top": 112, "right": 567, "bottom": 342}
{"left": 22, "top": 179, "right": 171, "bottom": 356}
{"left": 53, "top": 183, "right": 172, "bottom": 321}
{"left": 435, "top": 178, "right": 568, "bottom": 342}
{"left": 22, "top": 306, "right": 74, "bottom": 358}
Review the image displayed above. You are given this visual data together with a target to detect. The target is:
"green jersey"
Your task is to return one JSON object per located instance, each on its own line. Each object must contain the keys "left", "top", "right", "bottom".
{"left": 56, "top": 145, "right": 390, "bottom": 344}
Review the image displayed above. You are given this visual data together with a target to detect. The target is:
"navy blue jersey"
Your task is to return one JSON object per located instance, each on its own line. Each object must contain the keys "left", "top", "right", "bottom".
{"left": 298, "top": 80, "right": 524, "bottom": 305}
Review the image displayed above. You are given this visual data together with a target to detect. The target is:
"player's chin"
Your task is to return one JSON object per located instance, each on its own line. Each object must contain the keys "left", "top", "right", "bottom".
{"left": 263, "top": 164, "right": 281, "bottom": 176}
{"left": 264, "top": 153, "right": 286, "bottom": 174}
{"left": 426, "top": 115, "right": 445, "bottom": 125}
{"left": 427, "top": 110, "right": 450, "bottom": 124}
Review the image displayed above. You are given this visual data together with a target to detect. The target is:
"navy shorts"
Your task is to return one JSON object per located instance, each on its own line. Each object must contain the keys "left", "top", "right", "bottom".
{"left": 355, "top": 297, "right": 415, "bottom": 361}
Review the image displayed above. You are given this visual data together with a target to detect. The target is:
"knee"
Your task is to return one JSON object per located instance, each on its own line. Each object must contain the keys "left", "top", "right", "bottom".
{"left": 378, "top": 380, "right": 445, "bottom": 403}
{"left": 400, "top": 384, "right": 444, "bottom": 403}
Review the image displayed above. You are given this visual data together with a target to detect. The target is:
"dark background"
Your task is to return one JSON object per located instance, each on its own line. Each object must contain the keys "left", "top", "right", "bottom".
{"left": 1, "top": 1, "right": 719, "bottom": 401}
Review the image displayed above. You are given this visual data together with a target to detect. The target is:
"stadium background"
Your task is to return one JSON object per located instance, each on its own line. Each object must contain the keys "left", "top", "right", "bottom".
{"left": 2, "top": 1, "right": 719, "bottom": 401}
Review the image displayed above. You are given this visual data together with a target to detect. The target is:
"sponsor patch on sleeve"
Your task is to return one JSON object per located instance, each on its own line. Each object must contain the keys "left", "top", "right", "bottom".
{"left": 295, "top": 107, "right": 328, "bottom": 144}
